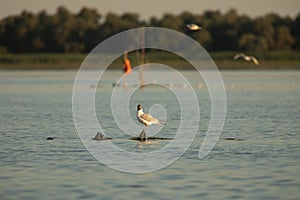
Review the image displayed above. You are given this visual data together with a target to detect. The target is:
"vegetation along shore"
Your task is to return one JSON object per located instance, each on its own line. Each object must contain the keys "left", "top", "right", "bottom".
{"left": 0, "top": 7, "right": 299, "bottom": 70}
{"left": 0, "top": 50, "right": 299, "bottom": 70}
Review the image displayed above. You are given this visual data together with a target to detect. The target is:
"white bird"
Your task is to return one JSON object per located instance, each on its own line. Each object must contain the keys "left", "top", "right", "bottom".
{"left": 233, "top": 53, "right": 259, "bottom": 65}
{"left": 186, "top": 23, "right": 202, "bottom": 31}
{"left": 137, "top": 104, "right": 165, "bottom": 133}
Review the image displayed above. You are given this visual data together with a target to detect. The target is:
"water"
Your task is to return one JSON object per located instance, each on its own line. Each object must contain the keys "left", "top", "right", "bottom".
{"left": 0, "top": 70, "right": 299, "bottom": 199}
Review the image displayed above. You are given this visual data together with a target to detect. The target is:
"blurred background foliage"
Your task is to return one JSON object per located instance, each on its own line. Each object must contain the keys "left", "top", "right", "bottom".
{"left": 0, "top": 6, "right": 299, "bottom": 53}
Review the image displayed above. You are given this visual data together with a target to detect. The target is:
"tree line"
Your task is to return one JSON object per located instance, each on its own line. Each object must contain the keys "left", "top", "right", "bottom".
{"left": 0, "top": 6, "right": 299, "bottom": 53}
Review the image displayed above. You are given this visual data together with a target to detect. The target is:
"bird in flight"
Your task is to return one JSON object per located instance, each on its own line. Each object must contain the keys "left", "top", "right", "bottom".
{"left": 136, "top": 104, "right": 165, "bottom": 134}
{"left": 233, "top": 53, "right": 259, "bottom": 65}
{"left": 186, "top": 23, "right": 202, "bottom": 31}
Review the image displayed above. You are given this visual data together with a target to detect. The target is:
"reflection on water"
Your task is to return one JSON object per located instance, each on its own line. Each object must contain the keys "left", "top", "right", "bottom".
{"left": 0, "top": 70, "right": 299, "bottom": 199}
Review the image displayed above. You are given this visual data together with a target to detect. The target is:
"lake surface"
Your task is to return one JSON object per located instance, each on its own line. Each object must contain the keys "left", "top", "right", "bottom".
{"left": 0, "top": 70, "right": 299, "bottom": 199}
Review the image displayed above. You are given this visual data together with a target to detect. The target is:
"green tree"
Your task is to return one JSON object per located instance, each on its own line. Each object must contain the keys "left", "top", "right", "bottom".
{"left": 159, "top": 13, "right": 182, "bottom": 31}
{"left": 208, "top": 9, "right": 240, "bottom": 51}
{"left": 253, "top": 17, "right": 275, "bottom": 50}
{"left": 238, "top": 33, "right": 268, "bottom": 51}
{"left": 0, "top": 8, "right": 298, "bottom": 53}
{"left": 274, "top": 26, "right": 294, "bottom": 49}
{"left": 99, "top": 12, "right": 123, "bottom": 40}
{"left": 1, "top": 11, "right": 39, "bottom": 52}
{"left": 291, "top": 12, "right": 300, "bottom": 49}
{"left": 76, "top": 7, "right": 101, "bottom": 51}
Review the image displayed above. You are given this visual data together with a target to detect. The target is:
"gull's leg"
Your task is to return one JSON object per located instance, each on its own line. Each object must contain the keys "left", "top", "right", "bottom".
{"left": 144, "top": 126, "right": 147, "bottom": 139}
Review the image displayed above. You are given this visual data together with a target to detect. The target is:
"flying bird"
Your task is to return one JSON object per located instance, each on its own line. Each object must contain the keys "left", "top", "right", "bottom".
{"left": 186, "top": 23, "right": 202, "bottom": 31}
{"left": 234, "top": 53, "right": 259, "bottom": 65}
{"left": 136, "top": 104, "right": 165, "bottom": 133}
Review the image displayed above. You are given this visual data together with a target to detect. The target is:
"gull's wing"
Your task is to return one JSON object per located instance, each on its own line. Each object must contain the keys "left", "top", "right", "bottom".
{"left": 233, "top": 53, "right": 245, "bottom": 60}
{"left": 140, "top": 113, "right": 165, "bottom": 125}
{"left": 140, "top": 113, "right": 158, "bottom": 123}
{"left": 187, "top": 24, "right": 201, "bottom": 31}
{"left": 250, "top": 56, "right": 259, "bottom": 65}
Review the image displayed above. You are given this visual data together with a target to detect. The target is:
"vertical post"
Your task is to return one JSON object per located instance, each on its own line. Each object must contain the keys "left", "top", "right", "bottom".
{"left": 139, "top": 27, "right": 145, "bottom": 87}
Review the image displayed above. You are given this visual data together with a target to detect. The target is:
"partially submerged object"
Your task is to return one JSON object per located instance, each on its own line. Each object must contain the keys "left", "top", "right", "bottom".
{"left": 131, "top": 130, "right": 146, "bottom": 141}
{"left": 131, "top": 136, "right": 173, "bottom": 141}
{"left": 93, "top": 132, "right": 112, "bottom": 140}
{"left": 224, "top": 137, "right": 245, "bottom": 141}
{"left": 130, "top": 130, "right": 172, "bottom": 141}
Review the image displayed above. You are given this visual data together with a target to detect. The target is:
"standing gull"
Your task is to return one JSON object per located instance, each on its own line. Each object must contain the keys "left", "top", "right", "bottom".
{"left": 136, "top": 104, "right": 165, "bottom": 134}
{"left": 234, "top": 53, "right": 259, "bottom": 65}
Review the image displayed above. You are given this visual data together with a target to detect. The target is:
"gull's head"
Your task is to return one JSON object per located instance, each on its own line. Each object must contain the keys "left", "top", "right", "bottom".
{"left": 137, "top": 104, "right": 142, "bottom": 111}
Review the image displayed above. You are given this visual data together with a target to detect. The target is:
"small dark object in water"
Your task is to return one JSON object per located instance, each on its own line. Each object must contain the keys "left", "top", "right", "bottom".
{"left": 131, "top": 130, "right": 172, "bottom": 141}
{"left": 46, "top": 137, "right": 55, "bottom": 140}
{"left": 131, "top": 137, "right": 146, "bottom": 141}
{"left": 131, "top": 136, "right": 173, "bottom": 141}
{"left": 131, "top": 130, "right": 146, "bottom": 141}
{"left": 93, "top": 132, "right": 112, "bottom": 140}
{"left": 112, "top": 82, "right": 120, "bottom": 87}
{"left": 224, "top": 137, "right": 244, "bottom": 141}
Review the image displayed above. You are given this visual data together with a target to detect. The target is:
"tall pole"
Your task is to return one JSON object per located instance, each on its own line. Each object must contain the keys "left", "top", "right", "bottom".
{"left": 139, "top": 27, "right": 145, "bottom": 87}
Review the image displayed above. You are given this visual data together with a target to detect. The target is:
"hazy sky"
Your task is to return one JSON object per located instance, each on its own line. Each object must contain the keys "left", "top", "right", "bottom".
{"left": 0, "top": 0, "right": 299, "bottom": 20}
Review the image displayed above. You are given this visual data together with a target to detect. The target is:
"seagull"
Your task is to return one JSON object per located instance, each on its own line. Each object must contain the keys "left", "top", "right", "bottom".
{"left": 233, "top": 53, "right": 259, "bottom": 65}
{"left": 186, "top": 23, "right": 202, "bottom": 31}
{"left": 137, "top": 104, "right": 165, "bottom": 133}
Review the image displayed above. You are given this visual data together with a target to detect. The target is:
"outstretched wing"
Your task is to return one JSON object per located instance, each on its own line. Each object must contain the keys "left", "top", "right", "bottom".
{"left": 233, "top": 53, "right": 245, "bottom": 60}
{"left": 250, "top": 56, "right": 259, "bottom": 65}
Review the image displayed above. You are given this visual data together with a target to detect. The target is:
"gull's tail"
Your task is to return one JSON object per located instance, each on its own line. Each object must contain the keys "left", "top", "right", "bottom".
{"left": 159, "top": 120, "right": 166, "bottom": 125}
{"left": 151, "top": 118, "right": 166, "bottom": 125}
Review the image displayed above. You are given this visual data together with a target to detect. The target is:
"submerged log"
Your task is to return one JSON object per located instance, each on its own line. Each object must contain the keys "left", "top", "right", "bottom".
{"left": 224, "top": 137, "right": 244, "bottom": 141}
{"left": 130, "top": 136, "right": 173, "bottom": 141}
{"left": 130, "top": 130, "right": 172, "bottom": 141}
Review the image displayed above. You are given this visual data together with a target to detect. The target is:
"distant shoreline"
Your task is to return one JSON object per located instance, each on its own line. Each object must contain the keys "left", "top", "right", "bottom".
{"left": 1, "top": 63, "right": 299, "bottom": 70}
{"left": 0, "top": 51, "right": 299, "bottom": 70}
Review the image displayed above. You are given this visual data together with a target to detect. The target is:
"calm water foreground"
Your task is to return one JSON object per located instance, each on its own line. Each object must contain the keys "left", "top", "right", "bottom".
{"left": 0, "top": 70, "right": 299, "bottom": 200}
